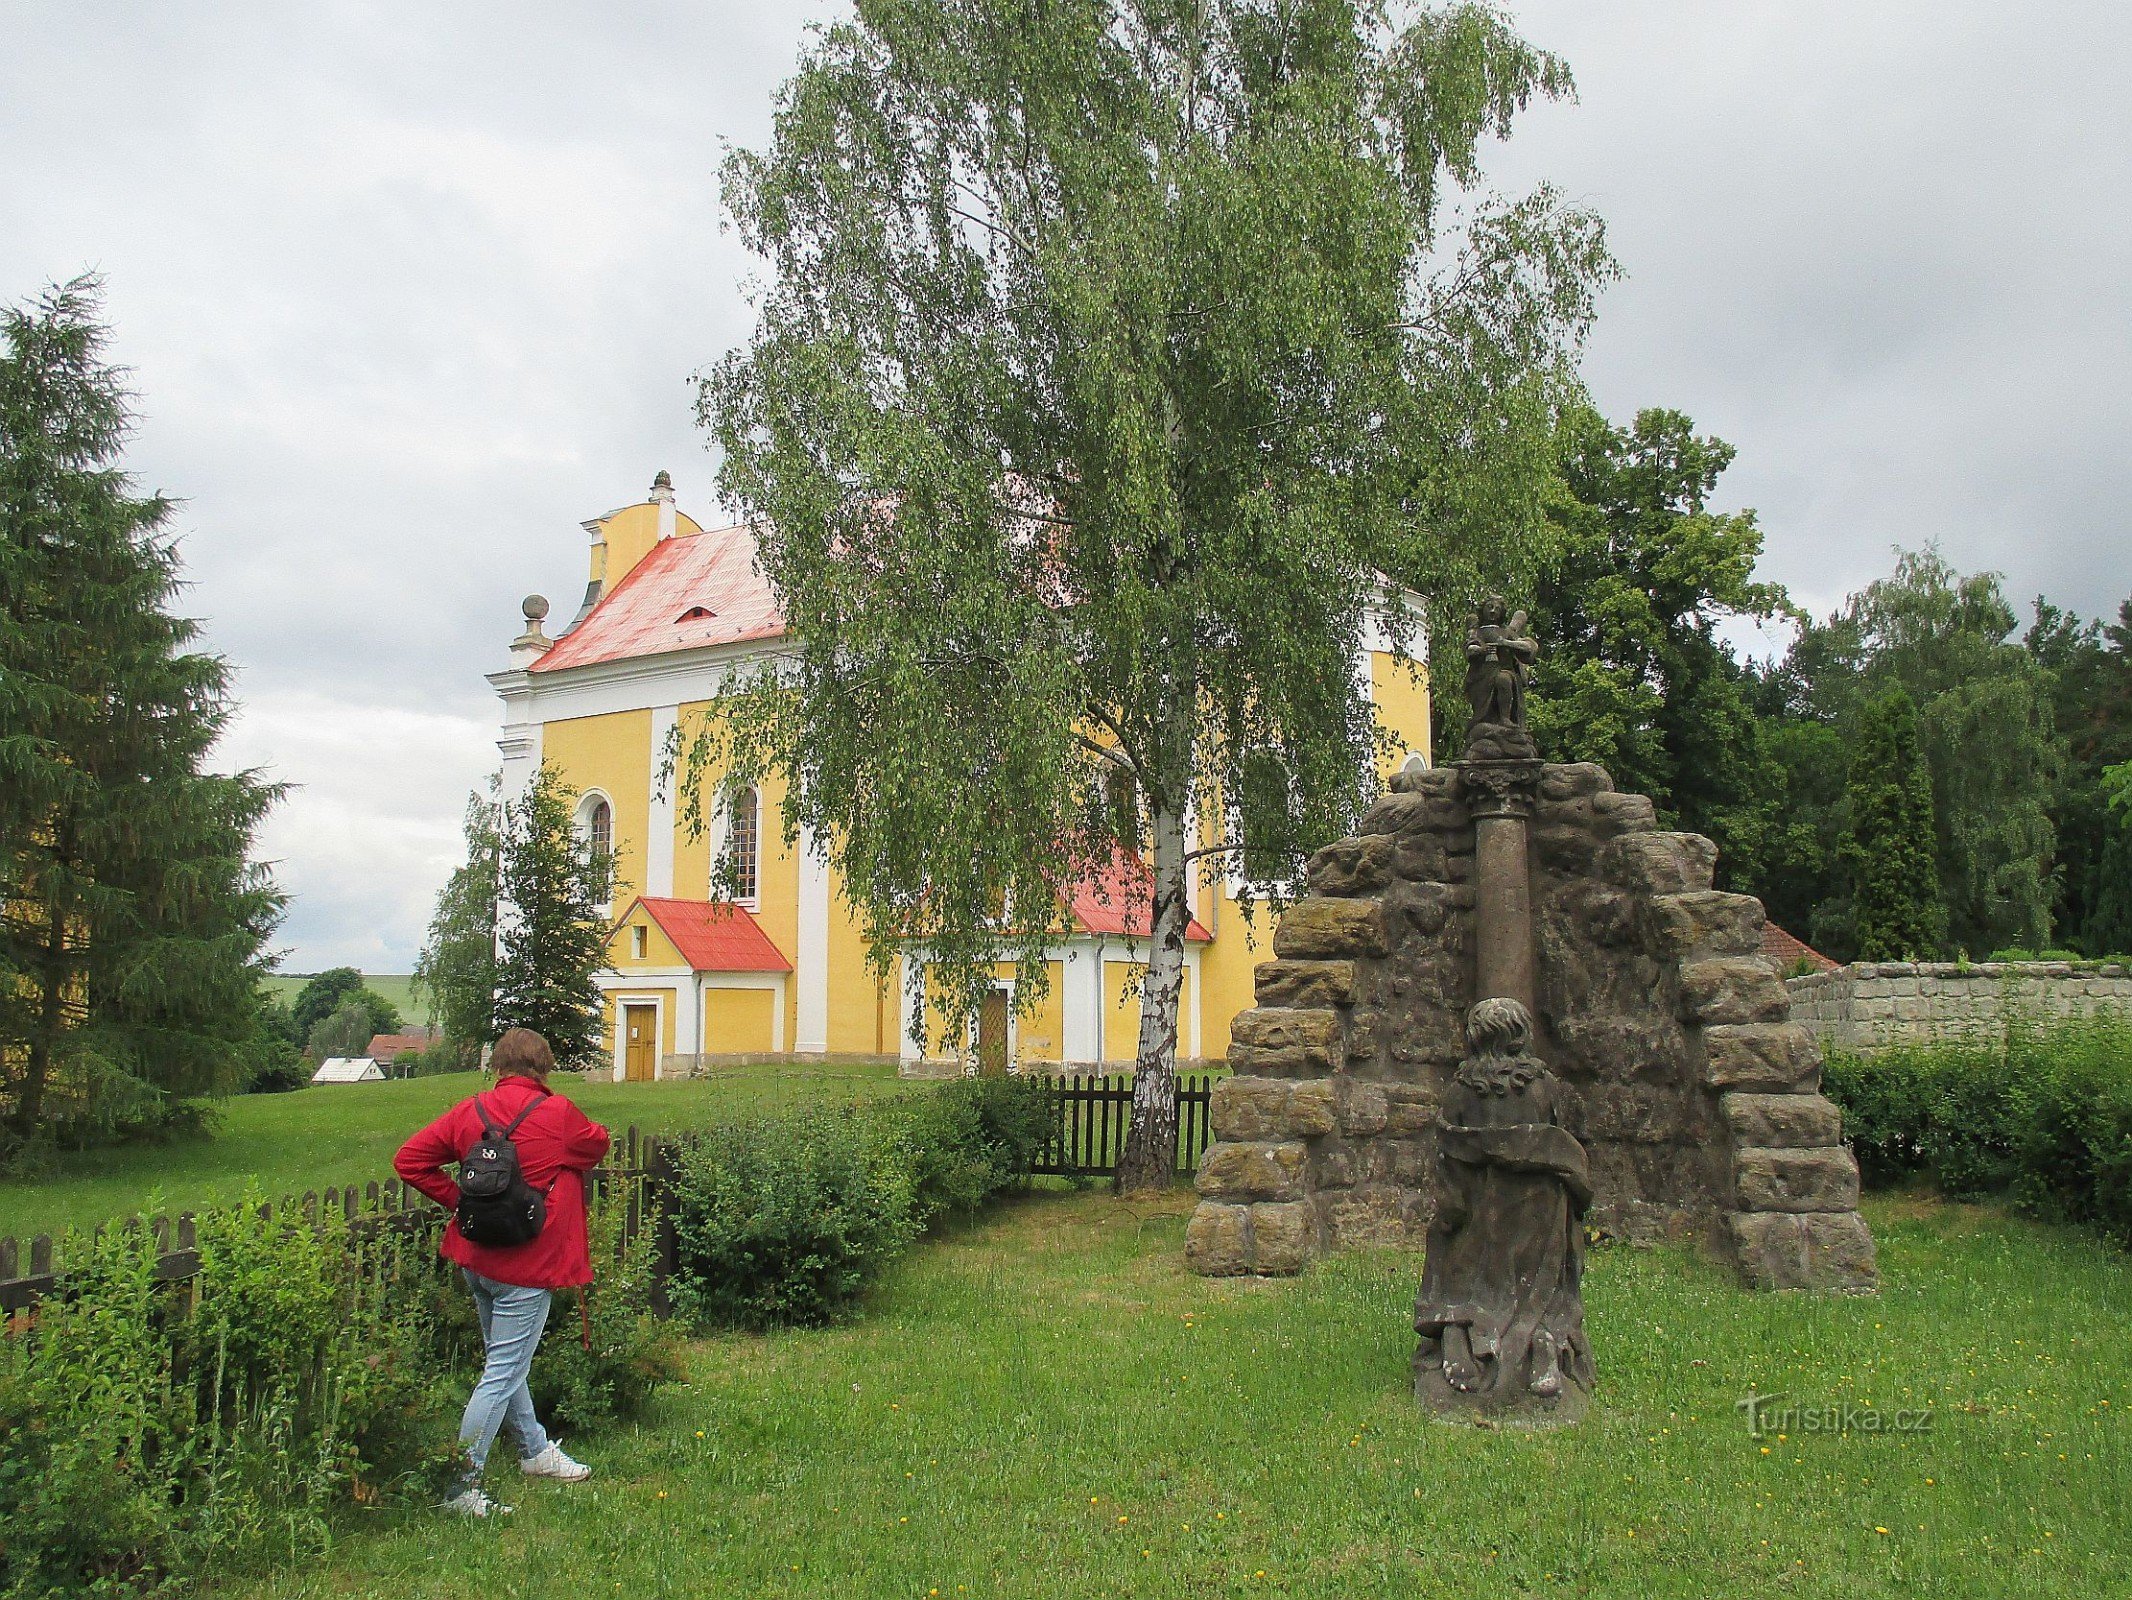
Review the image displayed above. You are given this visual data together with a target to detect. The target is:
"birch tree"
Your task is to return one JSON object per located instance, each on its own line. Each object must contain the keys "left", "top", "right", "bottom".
{"left": 688, "top": 0, "right": 1610, "bottom": 1190}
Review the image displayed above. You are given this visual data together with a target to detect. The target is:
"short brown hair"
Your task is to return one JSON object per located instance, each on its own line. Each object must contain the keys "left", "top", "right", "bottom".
{"left": 490, "top": 1027, "right": 555, "bottom": 1079}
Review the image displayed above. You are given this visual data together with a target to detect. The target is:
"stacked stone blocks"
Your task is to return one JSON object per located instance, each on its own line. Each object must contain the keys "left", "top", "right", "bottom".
{"left": 1186, "top": 761, "right": 1876, "bottom": 1292}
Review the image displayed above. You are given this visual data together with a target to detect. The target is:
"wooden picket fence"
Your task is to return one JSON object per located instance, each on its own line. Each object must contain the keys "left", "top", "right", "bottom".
{"left": 1026, "top": 1071, "right": 1216, "bottom": 1177}
{"left": 1, "top": 1086, "right": 1217, "bottom": 1318}
{"left": 0, "top": 1125, "right": 678, "bottom": 1323}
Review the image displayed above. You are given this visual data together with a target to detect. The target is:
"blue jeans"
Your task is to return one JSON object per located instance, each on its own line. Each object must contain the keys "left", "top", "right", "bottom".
{"left": 460, "top": 1270, "right": 553, "bottom": 1478}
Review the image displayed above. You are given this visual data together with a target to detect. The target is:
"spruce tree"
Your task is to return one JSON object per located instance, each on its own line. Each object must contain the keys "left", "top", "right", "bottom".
{"left": 414, "top": 786, "right": 502, "bottom": 1069}
{"left": 492, "top": 765, "right": 609, "bottom": 1071}
{"left": 0, "top": 276, "right": 283, "bottom": 1147}
{"left": 1844, "top": 686, "right": 1943, "bottom": 961}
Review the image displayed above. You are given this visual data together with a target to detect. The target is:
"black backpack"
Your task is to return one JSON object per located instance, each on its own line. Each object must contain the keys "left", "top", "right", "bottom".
{"left": 456, "top": 1094, "right": 554, "bottom": 1247}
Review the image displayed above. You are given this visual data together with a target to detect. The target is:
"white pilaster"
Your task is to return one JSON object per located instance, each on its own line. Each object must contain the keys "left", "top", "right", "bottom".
{"left": 1061, "top": 941, "right": 1101, "bottom": 1068}
{"left": 794, "top": 823, "right": 831, "bottom": 1054}
{"left": 646, "top": 704, "right": 678, "bottom": 898}
{"left": 497, "top": 718, "right": 542, "bottom": 805}
{"left": 899, "top": 954, "right": 925, "bottom": 1064}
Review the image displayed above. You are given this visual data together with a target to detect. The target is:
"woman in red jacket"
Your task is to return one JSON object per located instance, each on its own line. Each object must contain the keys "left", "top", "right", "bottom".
{"left": 394, "top": 1027, "right": 612, "bottom": 1517}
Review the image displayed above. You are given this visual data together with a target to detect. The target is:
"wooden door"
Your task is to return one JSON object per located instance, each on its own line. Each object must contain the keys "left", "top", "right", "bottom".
{"left": 976, "top": 989, "right": 1009, "bottom": 1078}
{"left": 623, "top": 1005, "right": 657, "bottom": 1082}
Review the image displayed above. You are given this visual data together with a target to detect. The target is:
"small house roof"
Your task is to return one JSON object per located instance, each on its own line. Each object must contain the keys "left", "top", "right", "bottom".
{"left": 1065, "top": 849, "right": 1213, "bottom": 943}
{"left": 1762, "top": 923, "right": 1839, "bottom": 974}
{"left": 310, "top": 1057, "right": 385, "bottom": 1083}
{"left": 630, "top": 897, "right": 794, "bottom": 972}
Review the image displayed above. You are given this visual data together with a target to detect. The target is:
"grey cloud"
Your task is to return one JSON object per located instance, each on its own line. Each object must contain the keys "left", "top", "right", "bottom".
{"left": 4, "top": 1, "right": 2125, "bottom": 966}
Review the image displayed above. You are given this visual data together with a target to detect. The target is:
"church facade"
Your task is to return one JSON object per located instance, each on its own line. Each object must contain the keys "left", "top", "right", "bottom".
{"left": 488, "top": 473, "right": 1433, "bottom": 1080}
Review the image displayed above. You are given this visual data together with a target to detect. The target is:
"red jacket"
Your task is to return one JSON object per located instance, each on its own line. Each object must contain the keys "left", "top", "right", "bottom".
{"left": 393, "top": 1076, "right": 612, "bottom": 1290}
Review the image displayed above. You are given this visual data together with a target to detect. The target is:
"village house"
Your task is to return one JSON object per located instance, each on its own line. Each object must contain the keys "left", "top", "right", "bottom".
{"left": 489, "top": 472, "right": 1434, "bottom": 1081}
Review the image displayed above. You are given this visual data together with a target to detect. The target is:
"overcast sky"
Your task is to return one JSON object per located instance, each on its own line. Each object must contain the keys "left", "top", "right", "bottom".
{"left": 5, "top": 2, "right": 2128, "bottom": 977}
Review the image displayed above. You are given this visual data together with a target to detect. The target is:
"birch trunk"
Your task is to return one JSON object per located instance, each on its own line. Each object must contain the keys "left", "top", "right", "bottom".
{"left": 1114, "top": 796, "right": 1191, "bottom": 1194}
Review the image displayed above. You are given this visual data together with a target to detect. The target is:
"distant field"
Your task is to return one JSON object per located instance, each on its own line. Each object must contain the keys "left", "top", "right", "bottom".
{"left": 0, "top": 1062, "right": 905, "bottom": 1241}
{"left": 264, "top": 971, "right": 425, "bottom": 1023}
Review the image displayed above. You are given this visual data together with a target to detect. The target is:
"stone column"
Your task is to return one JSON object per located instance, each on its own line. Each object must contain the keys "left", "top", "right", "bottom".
{"left": 1459, "top": 761, "right": 1542, "bottom": 1013}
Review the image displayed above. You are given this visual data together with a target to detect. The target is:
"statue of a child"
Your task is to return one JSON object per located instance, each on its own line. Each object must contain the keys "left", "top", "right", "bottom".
{"left": 1414, "top": 997, "right": 1594, "bottom": 1422}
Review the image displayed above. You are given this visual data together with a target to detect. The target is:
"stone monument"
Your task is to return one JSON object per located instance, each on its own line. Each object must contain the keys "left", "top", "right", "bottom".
{"left": 1186, "top": 595, "right": 1874, "bottom": 1300}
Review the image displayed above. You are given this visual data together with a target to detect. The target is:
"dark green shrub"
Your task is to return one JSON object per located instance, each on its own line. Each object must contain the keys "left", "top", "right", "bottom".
{"left": 1824, "top": 1014, "right": 2132, "bottom": 1244}
{"left": 668, "top": 1105, "right": 919, "bottom": 1329}
{"left": 531, "top": 1177, "right": 686, "bottom": 1430}
{"left": 666, "top": 1078, "right": 1049, "bottom": 1330}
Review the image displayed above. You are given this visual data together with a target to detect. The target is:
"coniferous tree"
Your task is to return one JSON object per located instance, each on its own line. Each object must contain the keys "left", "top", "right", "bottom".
{"left": 0, "top": 276, "right": 283, "bottom": 1147}
{"left": 414, "top": 786, "right": 502, "bottom": 1069}
{"left": 492, "top": 765, "right": 609, "bottom": 1071}
{"left": 1844, "top": 686, "right": 1943, "bottom": 961}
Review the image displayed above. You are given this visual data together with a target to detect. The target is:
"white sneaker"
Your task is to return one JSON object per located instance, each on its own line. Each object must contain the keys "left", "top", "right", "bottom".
{"left": 444, "top": 1487, "right": 512, "bottom": 1517}
{"left": 520, "top": 1442, "right": 592, "bottom": 1481}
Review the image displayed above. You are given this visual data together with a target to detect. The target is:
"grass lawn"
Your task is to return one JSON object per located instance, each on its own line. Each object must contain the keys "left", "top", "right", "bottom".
{"left": 0, "top": 1063, "right": 903, "bottom": 1240}
{"left": 209, "top": 1191, "right": 2129, "bottom": 1600}
{"left": 263, "top": 971, "right": 425, "bottom": 1022}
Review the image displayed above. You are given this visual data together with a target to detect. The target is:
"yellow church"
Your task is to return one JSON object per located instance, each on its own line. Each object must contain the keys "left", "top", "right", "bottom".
{"left": 489, "top": 472, "right": 1433, "bottom": 1081}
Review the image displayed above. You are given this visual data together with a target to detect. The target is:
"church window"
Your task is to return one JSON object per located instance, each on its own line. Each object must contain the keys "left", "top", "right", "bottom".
{"left": 723, "top": 786, "right": 759, "bottom": 902}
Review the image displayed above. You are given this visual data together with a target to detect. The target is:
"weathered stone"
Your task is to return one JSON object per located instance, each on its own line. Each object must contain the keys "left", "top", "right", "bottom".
{"left": 1358, "top": 791, "right": 1467, "bottom": 836}
{"left": 1209, "top": 1076, "right": 1290, "bottom": 1141}
{"left": 1339, "top": 1079, "right": 1388, "bottom": 1136}
{"left": 1375, "top": 1136, "right": 1436, "bottom": 1186}
{"left": 1231, "top": 1007, "right": 1342, "bottom": 1053}
{"left": 1591, "top": 791, "right": 1658, "bottom": 834}
{"left": 1645, "top": 892, "right": 1767, "bottom": 959}
{"left": 1226, "top": 1042, "right": 1336, "bottom": 1079}
{"left": 1344, "top": 1009, "right": 1383, "bottom": 1061}
{"left": 1539, "top": 762, "right": 1613, "bottom": 801}
{"left": 1724, "top": 1210, "right": 1808, "bottom": 1289}
{"left": 1702, "top": 1023, "right": 1822, "bottom": 1090}
{"left": 1274, "top": 898, "right": 1390, "bottom": 959}
{"left": 1195, "top": 1140, "right": 1309, "bottom": 1201}
{"left": 1721, "top": 1091, "right": 1842, "bottom": 1148}
{"left": 1382, "top": 1085, "right": 1438, "bottom": 1135}
{"left": 1183, "top": 1202, "right": 1251, "bottom": 1276}
{"left": 1732, "top": 1146, "right": 1860, "bottom": 1213}
{"left": 1577, "top": 1085, "right": 1687, "bottom": 1143}
{"left": 1679, "top": 958, "right": 1790, "bottom": 1025}
{"left": 1309, "top": 1137, "right": 1361, "bottom": 1189}
{"left": 1387, "top": 765, "right": 1461, "bottom": 798}
{"left": 1802, "top": 1210, "right": 1878, "bottom": 1290}
{"left": 1534, "top": 822, "right": 1604, "bottom": 876}
{"left": 1286, "top": 1077, "right": 1339, "bottom": 1138}
{"left": 1395, "top": 881, "right": 1472, "bottom": 938}
{"left": 1318, "top": 1185, "right": 1415, "bottom": 1249}
{"left": 1249, "top": 1201, "right": 1320, "bottom": 1274}
{"left": 1306, "top": 834, "right": 1396, "bottom": 897}
{"left": 1394, "top": 833, "right": 1453, "bottom": 883}
{"left": 1598, "top": 831, "right": 1719, "bottom": 896}
{"left": 1254, "top": 959, "right": 1356, "bottom": 1010}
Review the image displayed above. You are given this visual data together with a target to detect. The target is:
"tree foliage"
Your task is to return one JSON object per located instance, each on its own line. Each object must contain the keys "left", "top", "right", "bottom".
{"left": 687, "top": 0, "right": 1610, "bottom": 1188}
{"left": 0, "top": 276, "right": 283, "bottom": 1149}
{"left": 306, "top": 998, "right": 378, "bottom": 1064}
{"left": 2027, "top": 596, "right": 2132, "bottom": 954}
{"left": 289, "top": 967, "right": 400, "bottom": 1042}
{"left": 493, "top": 765, "right": 609, "bottom": 1071}
{"left": 414, "top": 786, "right": 502, "bottom": 1069}
{"left": 1526, "top": 404, "right": 1790, "bottom": 887}
{"left": 1842, "top": 686, "right": 1943, "bottom": 960}
{"left": 1764, "top": 547, "right": 2061, "bottom": 958}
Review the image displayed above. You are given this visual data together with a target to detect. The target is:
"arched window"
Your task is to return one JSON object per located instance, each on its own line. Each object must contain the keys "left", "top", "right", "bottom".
{"left": 721, "top": 785, "right": 759, "bottom": 902}
{"left": 574, "top": 793, "right": 614, "bottom": 907}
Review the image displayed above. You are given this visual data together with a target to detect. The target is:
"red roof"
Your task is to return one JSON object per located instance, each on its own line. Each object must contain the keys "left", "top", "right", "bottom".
{"left": 1762, "top": 922, "right": 1838, "bottom": 974}
{"left": 1064, "top": 849, "right": 1212, "bottom": 943}
{"left": 533, "top": 524, "right": 786, "bottom": 672}
{"left": 632, "top": 897, "right": 792, "bottom": 972}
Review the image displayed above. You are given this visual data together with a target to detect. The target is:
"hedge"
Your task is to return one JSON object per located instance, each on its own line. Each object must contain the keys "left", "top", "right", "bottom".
{"left": 666, "top": 1076, "right": 1050, "bottom": 1330}
{"left": 1822, "top": 1013, "right": 2132, "bottom": 1245}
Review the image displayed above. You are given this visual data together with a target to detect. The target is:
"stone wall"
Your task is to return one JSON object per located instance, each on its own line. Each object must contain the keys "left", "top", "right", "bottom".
{"left": 1185, "top": 761, "right": 1875, "bottom": 1293}
{"left": 1786, "top": 962, "right": 2132, "bottom": 1053}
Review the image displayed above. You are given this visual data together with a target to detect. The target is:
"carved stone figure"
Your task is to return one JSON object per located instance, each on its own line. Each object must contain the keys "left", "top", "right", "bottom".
{"left": 1462, "top": 596, "right": 1537, "bottom": 761}
{"left": 1413, "top": 997, "right": 1594, "bottom": 1424}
